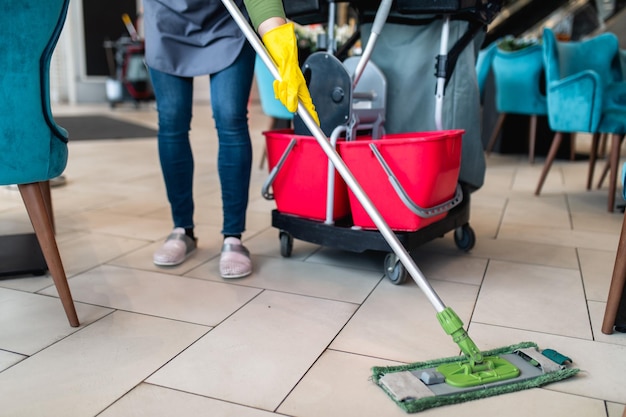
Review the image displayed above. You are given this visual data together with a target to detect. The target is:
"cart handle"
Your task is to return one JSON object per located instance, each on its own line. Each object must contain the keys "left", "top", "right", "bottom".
{"left": 261, "top": 126, "right": 345, "bottom": 226}
{"left": 261, "top": 138, "right": 297, "bottom": 200}
{"left": 369, "top": 142, "right": 463, "bottom": 218}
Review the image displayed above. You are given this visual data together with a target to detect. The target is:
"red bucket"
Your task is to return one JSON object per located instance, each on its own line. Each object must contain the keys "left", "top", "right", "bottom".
{"left": 264, "top": 129, "right": 350, "bottom": 221}
{"left": 337, "top": 130, "right": 463, "bottom": 231}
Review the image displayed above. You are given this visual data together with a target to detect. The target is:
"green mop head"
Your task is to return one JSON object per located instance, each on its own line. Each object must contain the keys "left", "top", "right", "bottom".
{"left": 372, "top": 341, "right": 580, "bottom": 414}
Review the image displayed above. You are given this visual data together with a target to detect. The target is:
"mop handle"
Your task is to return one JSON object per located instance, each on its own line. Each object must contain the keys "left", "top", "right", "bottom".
{"left": 352, "top": 0, "right": 392, "bottom": 89}
{"left": 220, "top": 0, "right": 447, "bottom": 313}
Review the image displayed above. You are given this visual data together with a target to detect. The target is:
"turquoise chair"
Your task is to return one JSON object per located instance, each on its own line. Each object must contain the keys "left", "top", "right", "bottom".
{"left": 535, "top": 28, "right": 626, "bottom": 212}
{"left": 475, "top": 41, "right": 498, "bottom": 103}
{"left": 0, "top": 0, "right": 79, "bottom": 326}
{"left": 485, "top": 42, "right": 547, "bottom": 163}
{"left": 254, "top": 54, "right": 294, "bottom": 122}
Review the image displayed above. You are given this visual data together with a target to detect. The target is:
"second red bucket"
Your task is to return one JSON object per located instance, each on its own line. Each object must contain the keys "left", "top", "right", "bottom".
{"left": 337, "top": 130, "right": 464, "bottom": 231}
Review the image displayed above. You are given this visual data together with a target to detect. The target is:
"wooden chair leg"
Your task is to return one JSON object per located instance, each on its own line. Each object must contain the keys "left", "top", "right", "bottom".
{"left": 18, "top": 182, "right": 79, "bottom": 327}
{"left": 602, "top": 208, "right": 626, "bottom": 334}
{"left": 40, "top": 180, "right": 54, "bottom": 234}
{"left": 607, "top": 134, "right": 622, "bottom": 212}
{"left": 587, "top": 132, "right": 601, "bottom": 190}
{"left": 485, "top": 113, "right": 506, "bottom": 156}
{"left": 597, "top": 134, "right": 624, "bottom": 191}
{"left": 599, "top": 132, "right": 608, "bottom": 158}
{"left": 535, "top": 132, "right": 563, "bottom": 196}
{"left": 597, "top": 161, "right": 610, "bottom": 189}
{"left": 528, "top": 115, "right": 537, "bottom": 164}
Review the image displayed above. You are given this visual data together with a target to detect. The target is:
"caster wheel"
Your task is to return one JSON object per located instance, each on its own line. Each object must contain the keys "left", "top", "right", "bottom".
{"left": 454, "top": 224, "right": 476, "bottom": 251}
{"left": 384, "top": 253, "right": 408, "bottom": 285}
{"left": 279, "top": 231, "right": 293, "bottom": 257}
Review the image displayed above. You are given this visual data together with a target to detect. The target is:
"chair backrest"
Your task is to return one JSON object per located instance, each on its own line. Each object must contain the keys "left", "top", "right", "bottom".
{"left": 254, "top": 55, "right": 293, "bottom": 120}
{"left": 492, "top": 43, "right": 547, "bottom": 115}
{"left": 0, "top": 0, "right": 70, "bottom": 185}
{"left": 543, "top": 27, "right": 619, "bottom": 88}
{"left": 475, "top": 41, "right": 498, "bottom": 102}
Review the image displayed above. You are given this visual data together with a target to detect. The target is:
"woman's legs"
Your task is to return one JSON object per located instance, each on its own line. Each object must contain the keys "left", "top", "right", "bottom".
{"left": 149, "top": 67, "right": 195, "bottom": 230}
{"left": 210, "top": 42, "right": 255, "bottom": 237}
{"left": 149, "top": 67, "right": 197, "bottom": 266}
{"left": 210, "top": 43, "right": 255, "bottom": 278}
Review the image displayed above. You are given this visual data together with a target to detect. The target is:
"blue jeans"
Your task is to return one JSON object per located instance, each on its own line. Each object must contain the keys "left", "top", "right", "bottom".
{"left": 149, "top": 43, "right": 255, "bottom": 236}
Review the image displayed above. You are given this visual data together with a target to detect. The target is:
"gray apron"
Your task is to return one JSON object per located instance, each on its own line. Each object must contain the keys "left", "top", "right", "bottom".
{"left": 143, "top": 0, "right": 249, "bottom": 76}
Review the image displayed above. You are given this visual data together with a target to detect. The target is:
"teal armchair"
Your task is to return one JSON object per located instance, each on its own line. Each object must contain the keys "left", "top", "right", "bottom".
{"left": 485, "top": 42, "right": 548, "bottom": 163}
{"left": 535, "top": 28, "right": 626, "bottom": 212}
{"left": 254, "top": 54, "right": 294, "bottom": 122}
{"left": 0, "top": 0, "right": 79, "bottom": 326}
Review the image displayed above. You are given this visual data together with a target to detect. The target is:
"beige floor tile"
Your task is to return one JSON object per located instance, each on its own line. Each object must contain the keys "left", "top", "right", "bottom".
{"left": 466, "top": 204, "right": 501, "bottom": 238}
{"left": 607, "top": 402, "right": 626, "bottom": 417}
{"left": 0, "top": 212, "right": 32, "bottom": 235}
{"left": 100, "top": 383, "right": 278, "bottom": 417}
{"left": 305, "top": 247, "right": 387, "bottom": 273}
{"left": 0, "top": 311, "right": 206, "bottom": 417}
{"left": 498, "top": 222, "right": 619, "bottom": 252}
{"left": 0, "top": 272, "right": 62, "bottom": 293}
{"left": 187, "top": 255, "right": 382, "bottom": 304}
{"left": 41, "top": 265, "right": 262, "bottom": 326}
{"left": 0, "top": 350, "right": 25, "bottom": 372}
{"left": 467, "top": 323, "right": 626, "bottom": 405}
{"left": 0, "top": 288, "right": 112, "bottom": 355}
{"left": 463, "top": 237, "right": 579, "bottom": 269}
{"left": 61, "top": 209, "right": 172, "bottom": 241}
{"left": 579, "top": 247, "right": 618, "bottom": 302}
{"left": 147, "top": 290, "right": 357, "bottom": 411}
{"left": 0, "top": 187, "right": 24, "bottom": 212}
{"left": 410, "top": 251, "right": 488, "bottom": 286}
{"left": 244, "top": 227, "right": 321, "bottom": 260}
{"left": 568, "top": 191, "right": 625, "bottom": 231}
{"left": 278, "top": 350, "right": 407, "bottom": 417}
{"left": 330, "top": 278, "right": 479, "bottom": 363}
{"left": 588, "top": 301, "right": 626, "bottom": 344}
{"left": 58, "top": 232, "right": 152, "bottom": 277}
{"left": 502, "top": 194, "right": 572, "bottom": 229}
{"left": 473, "top": 260, "right": 591, "bottom": 339}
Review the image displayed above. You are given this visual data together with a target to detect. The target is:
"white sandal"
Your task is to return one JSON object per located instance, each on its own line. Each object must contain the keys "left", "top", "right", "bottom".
{"left": 220, "top": 237, "right": 252, "bottom": 279}
{"left": 153, "top": 228, "right": 197, "bottom": 266}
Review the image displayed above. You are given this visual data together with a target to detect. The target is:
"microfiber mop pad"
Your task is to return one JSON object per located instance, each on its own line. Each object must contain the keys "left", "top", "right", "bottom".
{"left": 372, "top": 341, "right": 580, "bottom": 414}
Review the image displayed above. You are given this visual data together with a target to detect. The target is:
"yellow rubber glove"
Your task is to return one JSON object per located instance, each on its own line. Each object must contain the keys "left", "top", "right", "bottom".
{"left": 262, "top": 22, "right": 320, "bottom": 125}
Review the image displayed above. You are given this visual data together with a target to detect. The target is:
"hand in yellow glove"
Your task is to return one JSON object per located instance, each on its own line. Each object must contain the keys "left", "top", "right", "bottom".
{"left": 262, "top": 22, "right": 320, "bottom": 125}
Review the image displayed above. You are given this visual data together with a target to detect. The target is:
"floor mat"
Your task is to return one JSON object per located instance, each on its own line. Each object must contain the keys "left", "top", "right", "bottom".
{"left": 54, "top": 115, "right": 157, "bottom": 140}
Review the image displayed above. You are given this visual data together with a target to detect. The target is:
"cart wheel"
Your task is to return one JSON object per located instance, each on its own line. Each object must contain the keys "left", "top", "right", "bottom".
{"left": 384, "top": 253, "right": 408, "bottom": 285}
{"left": 454, "top": 224, "right": 476, "bottom": 252}
{"left": 279, "top": 231, "right": 293, "bottom": 258}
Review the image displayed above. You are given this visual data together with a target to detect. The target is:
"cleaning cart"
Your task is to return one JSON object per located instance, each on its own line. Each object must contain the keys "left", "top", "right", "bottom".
{"left": 103, "top": 14, "right": 154, "bottom": 108}
{"left": 223, "top": 0, "right": 579, "bottom": 412}
{"left": 260, "top": 0, "right": 490, "bottom": 284}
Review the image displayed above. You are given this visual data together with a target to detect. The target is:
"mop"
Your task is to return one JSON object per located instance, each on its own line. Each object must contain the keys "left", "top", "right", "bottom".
{"left": 221, "top": 0, "right": 579, "bottom": 412}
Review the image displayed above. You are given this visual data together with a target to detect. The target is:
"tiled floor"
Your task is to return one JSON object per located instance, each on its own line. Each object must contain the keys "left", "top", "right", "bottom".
{"left": 1, "top": 98, "right": 626, "bottom": 417}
